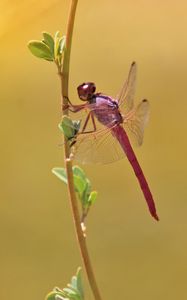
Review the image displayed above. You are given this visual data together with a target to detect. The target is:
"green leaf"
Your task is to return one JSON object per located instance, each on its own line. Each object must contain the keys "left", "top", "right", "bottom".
{"left": 28, "top": 40, "right": 53, "bottom": 61}
{"left": 52, "top": 164, "right": 97, "bottom": 218}
{"left": 58, "top": 36, "right": 66, "bottom": 55}
{"left": 85, "top": 178, "right": 92, "bottom": 195}
{"left": 45, "top": 291, "right": 67, "bottom": 300}
{"left": 63, "top": 288, "right": 81, "bottom": 300}
{"left": 54, "top": 32, "right": 66, "bottom": 65}
{"left": 76, "top": 268, "right": 84, "bottom": 300}
{"left": 55, "top": 295, "right": 67, "bottom": 300}
{"left": 46, "top": 268, "right": 84, "bottom": 300}
{"left": 52, "top": 166, "right": 87, "bottom": 202}
{"left": 59, "top": 116, "right": 76, "bottom": 140}
{"left": 55, "top": 31, "right": 60, "bottom": 41}
{"left": 52, "top": 168, "right": 67, "bottom": 184}
{"left": 72, "top": 167, "right": 89, "bottom": 203}
{"left": 72, "top": 166, "right": 86, "bottom": 180}
{"left": 63, "top": 268, "right": 83, "bottom": 300}
{"left": 87, "top": 191, "right": 98, "bottom": 206}
{"left": 54, "top": 31, "right": 60, "bottom": 58}
{"left": 73, "top": 175, "right": 86, "bottom": 196}
{"left": 63, "top": 288, "right": 77, "bottom": 295}
{"left": 53, "top": 288, "right": 63, "bottom": 293}
{"left": 81, "top": 179, "right": 91, "bottom": 207}
{"left": 52, "top": 168, "right": 86, "bottom": 196}
{"left": 42, "top": 31, "right": 54, "bottom": 55}
{"left": 68, "top": 276, "right": 77, "bottom": 290}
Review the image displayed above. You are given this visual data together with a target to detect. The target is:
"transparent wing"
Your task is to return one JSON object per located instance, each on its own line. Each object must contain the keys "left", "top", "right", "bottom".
{"left": 70, "top": 123, "right": 126, "bottom": 165}
{"left": 63, "top": 104, "right": 126, "bottom": 164}
{"left": 123, "top": 99, "right": 150, "bottom": 146}
{"left": 117, "top": 61, "right": 137, "bottom": 113}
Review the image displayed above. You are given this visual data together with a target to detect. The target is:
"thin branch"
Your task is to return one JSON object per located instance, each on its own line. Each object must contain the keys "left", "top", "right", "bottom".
{"left": 59, "top": 1, "right": 102, "bottom": 300}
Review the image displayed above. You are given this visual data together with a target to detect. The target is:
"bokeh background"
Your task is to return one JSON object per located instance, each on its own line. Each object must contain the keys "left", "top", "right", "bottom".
{"left": 1, "top": 1, "right": 187, "bottom": 299}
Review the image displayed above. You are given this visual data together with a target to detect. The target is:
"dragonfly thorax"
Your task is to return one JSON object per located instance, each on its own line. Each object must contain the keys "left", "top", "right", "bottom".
{"left": 93, "top": 95, "right": 123, "bottom": 127}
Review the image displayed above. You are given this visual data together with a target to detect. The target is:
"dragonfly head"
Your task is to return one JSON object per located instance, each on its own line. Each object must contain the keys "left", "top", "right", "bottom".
{"left": 77, "top": 82, "right": 96, "bottom": 101}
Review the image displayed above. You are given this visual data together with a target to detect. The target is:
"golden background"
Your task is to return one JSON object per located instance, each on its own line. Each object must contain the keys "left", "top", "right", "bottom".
{"left": 1, "top": 1, "right": 187, "bottom": 299}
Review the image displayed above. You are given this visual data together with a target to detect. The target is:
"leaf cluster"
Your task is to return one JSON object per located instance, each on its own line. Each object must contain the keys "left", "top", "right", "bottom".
{"left": 28, "top": 31, "right": 65, "bottom": 67}
{"left": 46, "top": 268, "right": 84, "bottom": 300}
{"left": 59, "top": 116, "right": 81, "bottom": 140}
{"left": 52, "top": 166, "right": 97, "bottom": 220}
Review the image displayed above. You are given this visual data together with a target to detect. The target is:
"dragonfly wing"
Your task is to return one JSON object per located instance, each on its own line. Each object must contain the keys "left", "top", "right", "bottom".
{"left": 71, "top": 123, "right": 126, "bottom": 164}
{"left": 123, "top": 99, "right": 150, "bottom": 146}
{"left": 64, "top": 102, "right": 126, "bottom": 164}
{"left": 117, "top": 62, "right": 137, "bottom": 113}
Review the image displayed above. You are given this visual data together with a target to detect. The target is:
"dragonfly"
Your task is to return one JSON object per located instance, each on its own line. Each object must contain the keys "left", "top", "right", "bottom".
{"left": 65, "top": 62, "right": 159, "bottom": 221}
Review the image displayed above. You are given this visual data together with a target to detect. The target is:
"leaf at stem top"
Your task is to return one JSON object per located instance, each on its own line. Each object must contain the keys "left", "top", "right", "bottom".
{"left": 54, "top": 31, "right": 60, "bottom": 56}
{"left": 28, "top": 40, "right": 54, "bottom": 61}
{"left": 58, "top": 36, "right": 66, "bottom": 55}
{"left": 55, "top": 31, "right": 60, "bottom": 40}
{"left": 42, "top": 31, "right": 54, "bottom": 56}
{"left": 54, "top": 32, "right": 61, "bottom": 59}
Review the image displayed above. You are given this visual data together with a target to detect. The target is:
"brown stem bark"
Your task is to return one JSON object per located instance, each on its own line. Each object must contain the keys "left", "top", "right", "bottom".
{"left": 59, "top": 1, "right": 102, "bottom": 300}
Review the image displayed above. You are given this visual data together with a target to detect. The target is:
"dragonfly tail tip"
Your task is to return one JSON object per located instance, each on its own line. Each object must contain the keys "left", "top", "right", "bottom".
{"left": 153, "top": 213, "right": 159, "bottom": 221}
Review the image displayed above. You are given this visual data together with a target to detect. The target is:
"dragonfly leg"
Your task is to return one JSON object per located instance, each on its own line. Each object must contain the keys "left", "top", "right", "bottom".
{"left": 70, "top": 112, "right": 95, "bottom": 148}
{"left": 82, "top": 112, "right": 91, "bottom": 132}
{"left": 63, "top": 96, "right": 87, "bottom": 112}
{"left": 91, "top": 113, "right": 96, "bottom": 131}
{"left": 62, "top": 96, "right": 70, "bottom": 111}
{"left": 79, "top": 112, "right": 97, "bottom": 134}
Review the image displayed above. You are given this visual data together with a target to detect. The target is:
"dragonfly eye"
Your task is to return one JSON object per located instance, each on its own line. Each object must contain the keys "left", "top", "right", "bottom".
{"left": 91, "top": 85, "right": 96, "bottom": 93}
{"left": 77, "top": 82, "right": 96, "bottom": 101}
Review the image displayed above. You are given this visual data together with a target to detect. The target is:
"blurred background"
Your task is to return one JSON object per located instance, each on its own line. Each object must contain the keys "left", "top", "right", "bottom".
{"left": 1, "top": 0, "right": 187, "bottom": 299}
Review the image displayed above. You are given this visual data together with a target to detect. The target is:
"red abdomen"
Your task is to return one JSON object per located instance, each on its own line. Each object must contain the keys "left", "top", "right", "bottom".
{"left": 112, "top": 125, "right": 159, "bottom": 221}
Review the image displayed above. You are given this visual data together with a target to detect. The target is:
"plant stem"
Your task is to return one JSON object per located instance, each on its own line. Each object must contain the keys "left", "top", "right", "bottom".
{"left": 59, "top": 1, "right": 102, "bottom": 300}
